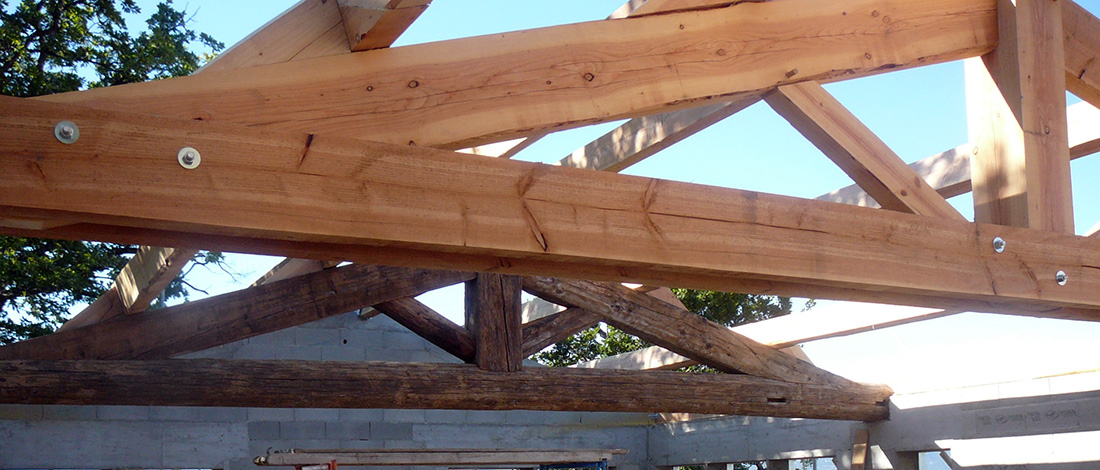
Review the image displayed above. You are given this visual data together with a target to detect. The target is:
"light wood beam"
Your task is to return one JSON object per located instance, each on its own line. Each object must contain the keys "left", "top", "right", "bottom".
{"left": 466, "top": 274, "right": 523, "bottom": 371}
{"left": 0, "top": 359, "right": 892, "bottom": 421}
{"left": 576, "top": 307, "right": 959, "bottom": 370}
{"left": 374, "top": 296, "right": 475, "bottom": 363}
{"left": 561, "top": 93, "right": 760, "bottom": 173}
{"left": 40, "top": 0, "right": 998, "bottom": 150}
{"left": 766, "top": 82, "right": 964, "bottom": 220}
{"left": 520, "top": 307, "right": 601, "bottom": 357}
{"left": 201, "top": 0, "right": 349, "bottom": 73}
{"left": 251, "top": 258, "right": 341, "bottom": 287}
{"left": 63, "top": 0, "right": 387, "bottom": 331}
{"left": 1064, "top": 1, "right": 1100, "bottom": 109}
{"left": 0, "top": 264, "right": 473, "bottom": 360}
{"left": 966, "top": 0, "right": 1073, "bottom": 233}
{"left": 336, "top": 0, "right": 429, "bottom": 52}
{"left": 7, "top": 98, "right": 1100, "bottom": 318}
{"left": 60, "top": 246, "right": 197, "bottom": 331}
{"left": 818, "top": 103, "right": 1100, "bottom": 208}
{"left": 522, "top": 276, "right": 864, "bottom": 388}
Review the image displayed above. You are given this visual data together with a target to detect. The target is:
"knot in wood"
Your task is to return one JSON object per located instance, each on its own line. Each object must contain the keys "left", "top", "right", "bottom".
{"left": 583, "top": 73, "right": 595, "bottom": 82}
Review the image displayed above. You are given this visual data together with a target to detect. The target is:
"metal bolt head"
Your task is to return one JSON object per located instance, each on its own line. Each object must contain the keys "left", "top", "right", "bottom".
{"left": 54, "top": 121, "right": 79, "bottom": 144}
{"left": 1056, "top": 270, "right": 1068, "bottom": 286}
{"left": 992, "top": 237, "right": 1006, "bottom": 253}
{"left": 177, "top": 147, "right": 201, "bottom": 169}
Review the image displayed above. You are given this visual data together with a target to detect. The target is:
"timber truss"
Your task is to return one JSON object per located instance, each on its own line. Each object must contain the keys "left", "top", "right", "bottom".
{"left": 2, "top": 0, "right": 1100, "bottom": 423}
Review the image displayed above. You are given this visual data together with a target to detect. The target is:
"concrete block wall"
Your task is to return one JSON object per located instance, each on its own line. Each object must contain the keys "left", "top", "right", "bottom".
{"left": 0, "top": 312, "right": 651, "bottom": 470}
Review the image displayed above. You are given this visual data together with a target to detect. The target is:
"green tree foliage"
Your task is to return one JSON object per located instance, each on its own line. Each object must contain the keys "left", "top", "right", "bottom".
{"left": 533, "top": 290, "right": 794, "bottom": 367}
{"left": 0, "top": 0, "right": 224, "bottom": 344}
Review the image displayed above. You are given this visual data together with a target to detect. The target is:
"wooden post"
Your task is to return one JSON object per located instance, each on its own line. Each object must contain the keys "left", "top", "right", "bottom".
{"left": 466, "top": 273, "right": 523, "bottom": 371}
{"left": 966, "top": 0, "right": 1073, "bottom": 233}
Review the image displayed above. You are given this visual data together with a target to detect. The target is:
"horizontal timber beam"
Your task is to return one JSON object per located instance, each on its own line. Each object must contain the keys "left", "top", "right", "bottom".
{"left": 0, "top": 359, "right": 892, "bottom": 421}
{"left": 0, "top": 264, "right": 473, "bottom": 360}
{"left": 40, "top": 0, "right": 997, "bottom": 149}
{"left": 5, "top": 99, "right": 1100, "bottom": 319}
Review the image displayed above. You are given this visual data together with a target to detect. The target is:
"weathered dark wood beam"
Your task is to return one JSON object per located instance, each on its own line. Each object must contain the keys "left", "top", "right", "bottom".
{"left": 466, "top": 274, "right": 523, "bottom": 371}
{"left": 0, "top": 360, "right": 892, "bottom": 421}
{"left": 521, "top": 307, "right": 601, "bottom": 357}
{"left": 522, "top": 276, "right": 862, "bottom": 389}
{"left": 374, "top": 296, "right": 475, "bottom": 363}
{"left": 0, "top": 264, "right": 473, "bottom": 360}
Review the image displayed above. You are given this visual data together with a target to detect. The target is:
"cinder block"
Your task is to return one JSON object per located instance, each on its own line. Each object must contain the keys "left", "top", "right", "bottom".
{"left": 197, "top": 406, "right": 249, "bottom": 422}
{"left": 281, "top": 421, "right": 327, "bottom": 439}
{"left": 463, "top": 410, "right": 508, "bottom": 424}
{"left": 226, "top": 458, "right": 259, "bottom": 470}
{"left": 339, "top": 408, "right": 384, "bottom": 421}
{"left": 97, "top": 405, "right": 151, "bottom": 421}
{"left": 342, "top": 328, "right": 386, "bottom": 348}
{"left": 248, "top": 421, "right": 282, "bottom": 440}
{"left": 296, "top": 327, "right": 341, "bottom": 346}
{"left": 383, "top": 409, "right": 426, "bottom": 423}
{"left": 248, "top": 327, "right": 297, "bottom": 346}
{"left": 0, "top": 404, "right": 44, "bottom": 420}
{"left": 295, "top": 408, "right": 341, "bottom": 421}
{"left": 150, "top": 406, "right": 201, "bottom": 421}
{"left": 364, "top": 347, "right": 417, "bottom": 362}
{"left": 321, "top": 345, "right": 365, "bottom": 362}
{"left": 41, "top": 405, "right": 98, "bottom": 421}
{"left": 370, "top": 422, "right": 414, "bottom": 441}
{"left": 326, "top": 421, "right": 372, "bottom": 439}
{"left": 276, "top": 346, "right": 323, "bottom": 361}
{"left": 248, "top": 408, "right": 296, "bottom": 421}
{"left": 409, "top": 350, "right": 461, "bottom": 364}
{"left": 504, "top": 410, "right": 550, "bottom": 425}
{"left": 423, "top": 409, "right": 468, "bottom": 424}
{"left": 233, "top": 343, "right": 282, "bottom": 360}
{"left": 383, "top": 331, "right": 432, "bottom": 350}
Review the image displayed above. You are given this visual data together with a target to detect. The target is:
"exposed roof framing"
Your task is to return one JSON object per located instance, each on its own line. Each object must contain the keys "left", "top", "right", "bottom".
{"left": 2, "top": 0, "right": 1099, "bottom": 421}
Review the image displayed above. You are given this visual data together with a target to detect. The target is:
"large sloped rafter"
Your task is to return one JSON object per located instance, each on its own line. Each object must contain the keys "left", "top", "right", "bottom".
{"left": 5, "top": 98, "right": 1100, "bottom": 319}
{"left": 521, "top": 276, "right": 866, "bottom": 389}
{"left": 0, "top": 264, "right": 473, "bottom": 360}
{"left": 37, "top": 0, "right": 998, "bottom": 150}
{"left": 765, "top": 81, "right": 965, "bottom": 220}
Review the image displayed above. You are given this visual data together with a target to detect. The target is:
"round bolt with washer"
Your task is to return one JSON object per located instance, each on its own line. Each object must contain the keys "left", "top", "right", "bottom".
{"left": 1056, "top": 270, "right": 1068, "bottom": 286}
{"left": 178, "top": 147, "right": 201, "bottom": 169}
{"left": 992, "top": 237, "right": 1006, "bottom": 253}
{"left": 54, "top": 121, "right": 79, "bottom": 144}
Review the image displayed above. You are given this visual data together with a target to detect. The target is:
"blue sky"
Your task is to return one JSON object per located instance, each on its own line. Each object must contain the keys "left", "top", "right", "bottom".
{"left": 120, "top": 0, "right": 1100, "bottom": 392}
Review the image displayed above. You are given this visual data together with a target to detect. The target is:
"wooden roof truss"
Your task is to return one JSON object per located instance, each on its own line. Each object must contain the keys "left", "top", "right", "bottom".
{"left": 2, "top": 0, "right": 1100, "bottom": 423}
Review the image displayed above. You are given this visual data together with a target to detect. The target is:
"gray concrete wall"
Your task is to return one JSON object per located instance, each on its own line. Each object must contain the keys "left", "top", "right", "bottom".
{"left": 0, "top": 313, "right": 651, "bottom": 470}
{"left": 8, "top": 311, "right": 1100, "bottom": 470}
{"left": 647, "top": 370, "right": 1100, "bottom": 470}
